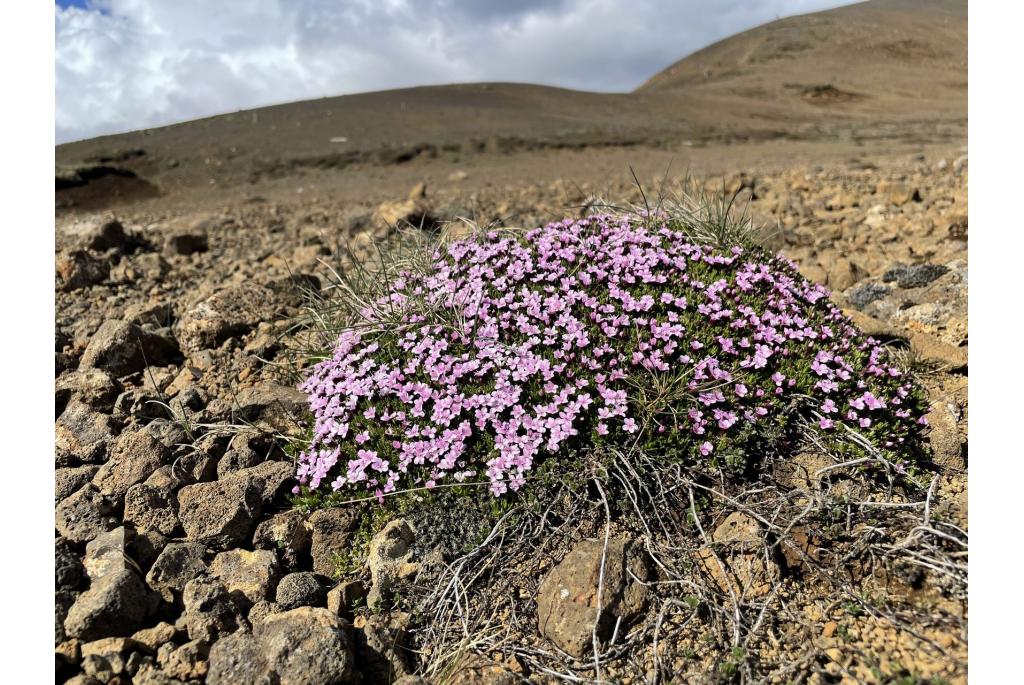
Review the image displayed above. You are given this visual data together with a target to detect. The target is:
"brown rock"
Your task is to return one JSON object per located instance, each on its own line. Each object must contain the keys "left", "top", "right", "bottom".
{"left": 925, "top": 398, "right": 965, "bottom": 471}
{"left": 157, "top": 639, "right": 209, "bottom": 680}
{"left": 110, "top": 253, "right": 171, "bottom": 283}
{"left": 327, "top": 580, "right": 366, "bottom": 616}
{"left": 56, "top": 484, "right": 119, "bottom": 544}
{"left": 308, "top": 508, "right": 360, "bottom": 576}
{"left": 176, "top": 284, "right": 280, "bottom": 354}
{"left": 826, "top": 257, "right": 862, "bottom": 291}
{"left": 177, "top": 475, "right": 263, "bottom": 549}
{"left": 131, "top": 622, "right": 177, "bottom": 652}
{"left": 145, "top": 542, "right": 208, "bottom": 603}
{"left": 366, "top": 519, "right": 416, "bottom": 608}
{"left": 253, "top": 510, "right": 310, "bottom": 571}
{"left": 164, "top": 231, "right": 209, "bottom": 256}
{"left": 207, "top": 607, "right": 356, "bottom": 685}
{"left": 56, "top": 401, "right": 120, "bottom": 466}
{"left": 56, "top": 465, "right": 100, "bottom": 502}
{"left": 56, "top": 368, "right": 121, "bottom": 411}
{"left": 235, "top": 460, "right": 295, "bottom": 503}
{"left": 210, "top": 549, "right": 281, "bottom": 604}
{"left": 124, "top": 483, "right": 181, "bottom": 536}
{"left": 181, "top": 576, "right": 248, "bottom": 642}
{"left": 57, "top": 250, "right": 109, "bottom": 291}
{"left": 83, "top": 527, "right": 135, "bottom": 581}
{"left": 80, "top": 320, "right": 180, "bottom": 376}
{"left": 64, "top": 570, "right": 158, "bottom": 641}
{"left": 535, "top": 537, "right": 650, "bottom": 657}
{"left": 93, "top": 430, "right": 171, "bottom": 502}
{"left": 910, "top": 332, "right": 967, "bottom": 371}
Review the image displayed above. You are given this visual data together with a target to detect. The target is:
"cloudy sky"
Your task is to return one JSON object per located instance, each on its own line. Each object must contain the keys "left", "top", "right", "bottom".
{"left": 56, "top": 0, "right": 850, "bottom": 143}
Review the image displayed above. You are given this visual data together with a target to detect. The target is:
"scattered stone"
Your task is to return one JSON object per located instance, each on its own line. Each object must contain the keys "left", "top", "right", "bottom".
{"left": 355, "top": 612, "right": 414, "bottom": 682}
{"left": 170, "top": 448, "right": 218, "bottom": 485}
{"left": 131, "top": 622, "right": 177, "bottom": 652}
{"left": 56, "top": 484, "right": 119, "bottom": 544}
{"left": 145, "top": 542, "right": 208, "bottom": 603}
{"left": 164, "top": 230, "right": 209, "bottom": 256}
{"left": 55, "top": 638, "right": 82, "bottom": 668}
{"left": 248, "top": 600, "right": 284, "bottom": 625}
{"left": 123, "top": 300, "right": 176, "bottom": 328}
{"left": 826, "top": 257, "right": 862, "bottom": 291}
{"left": 366, "top": 519, "right": 417, "bottom": 608}
{"left": 909, "top": 332, "right": 968, "bottom": 371}
{"left": 446, "top": 654, "right": 519, "bottom": 685}
{"left": 127, "top": 531, "right": 169, "bottom": 573}
{"left": 110, "top": 253, "right": 171, "bottom": 283}
{"left": 57, "top": 538, "right": 86, "bottom": 592}
{"left": 80, "top": 320, "right": 181, "bottom": 376}
{"left": 93, "top": 430, "right": 171, "bottom": 502}
{"left": 948, "top": 214, "right": 968, "bottom": 241}
{"left": 83, "top": 527, "right": 136, "bottom": 581}
{"left": 881, "top": 182, "right": 921, "bottom": 205}
{"left": 56, "top": 368, "right": 121, "bottom": 412}
{"left": 158, "top": 639, "right": 210, "bottom": 680}
{"left": 308, "top": 508, "right": 361, "bottom": 576}
{"left": 536, "top": 537, "right": 650, "bottom": 657}
{"left": 176, "top": 283, "right": 279, "bottom": 354}
{"left": 181, "top": 576, "right": 248, "bottom": 642}
{"left": 841, "top": 307, "right": 905, "bottom": 341}
{"left": 57, "top": 589, "right": 79, "bottom": 644}
{"left": 925, "top": 398, "right": 965, "bottom": 471}
{"left": 276, "top": 571, "right": 327, "bottom": 610}
{"left": 327, "top": 580, "right": 366, "bottom": 616}
{"left": 234, "top": 460, "right": 295, "bottom": 503}
{"left": 798, "top": 261, "right": 828, "bottom": 285}
{"left": 57, "top": 250, "right": 109, "bottom": 291}
{"left": 142, "top": 419, "right": 189, "bottom": 451}
{"left": 177, "top": 474, "right": 263, "bottom": 549}
{"left": 253, "top": 510, "right": 310, "bottom": 571}
{"left": 882, "top": 263, "right": 950, "bottom": 289}
{"left": 373, "top": 184, "right": 439, "bottom": 231}
{"left": 216, "top": 432, "right": 270, "bottom": 477}
{"left": 847, "top": 283, "right": 891, "bottom": 310}
{"left": 210, "top": 549, "right": 281, "bottom": 604}
{"left": 64, "top": 675, "right": 103, "bottom": 685}
{"left": 64, "top": 569, "right": 158, "bottom": 641}
{"left": 124, "top": 482, "right": 181, "bottom": 536}
{"left": 207, "top": 607, "right": 356, "bottom": 685}
{"left": 779, "top": 526, "right": 823, "bottom": 572}
{"left": 204, "top": 631, "right": 267, "bottom": 685}
{"left": 81, "top": 218, "right": 131, "bottom": 252}
{"left": 696, "top": 513, "right": 779, "bottom": 599}
{"left": 80, "top": 637, "right": 139, "bottom": 681}
{"left": 712, "top": 512, "right": 762, "bottom": 545}
{"left": 56, "top": 401, "right": 120, "bottom": 466}
{"left": 214, "top": 382, "right": 308, "bottom": 435}
{"left": 56, "top": 465, "right": 100, "bottom": 502}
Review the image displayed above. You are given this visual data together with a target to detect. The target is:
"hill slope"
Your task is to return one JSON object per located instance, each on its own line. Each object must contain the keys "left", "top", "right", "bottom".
{"left": 55, "top": 0, "right": 966, "bottom": 213}
{"left": 638, "top": 0, "right": 966, "bottom": 112}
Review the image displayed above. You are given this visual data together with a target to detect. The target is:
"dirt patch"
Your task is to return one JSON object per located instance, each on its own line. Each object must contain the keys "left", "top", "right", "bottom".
{"left": 56, "top": 164, "right": 160, "bottom": 213}
{"left": 800, "top": 84, "right": 864, "bottom": 105}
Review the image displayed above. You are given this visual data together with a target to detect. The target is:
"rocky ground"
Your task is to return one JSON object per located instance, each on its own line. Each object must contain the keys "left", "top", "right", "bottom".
{"left": 55, "top": 149, "right": 967, "bottom": 684}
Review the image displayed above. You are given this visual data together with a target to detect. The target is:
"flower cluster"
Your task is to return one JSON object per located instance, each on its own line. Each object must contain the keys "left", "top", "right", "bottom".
{"left": 296, "top": 215, "right": 928, "bottom": 500}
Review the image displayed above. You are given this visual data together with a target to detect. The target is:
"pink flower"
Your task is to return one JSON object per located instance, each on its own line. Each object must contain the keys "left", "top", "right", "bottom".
{"left": 699, "top": 441, "right": 714, "bottom": 456}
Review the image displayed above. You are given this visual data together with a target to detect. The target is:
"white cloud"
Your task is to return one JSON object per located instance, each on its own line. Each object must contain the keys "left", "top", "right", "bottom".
{"left": 56, "top": 0, "right": 849, "bottom": 143}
